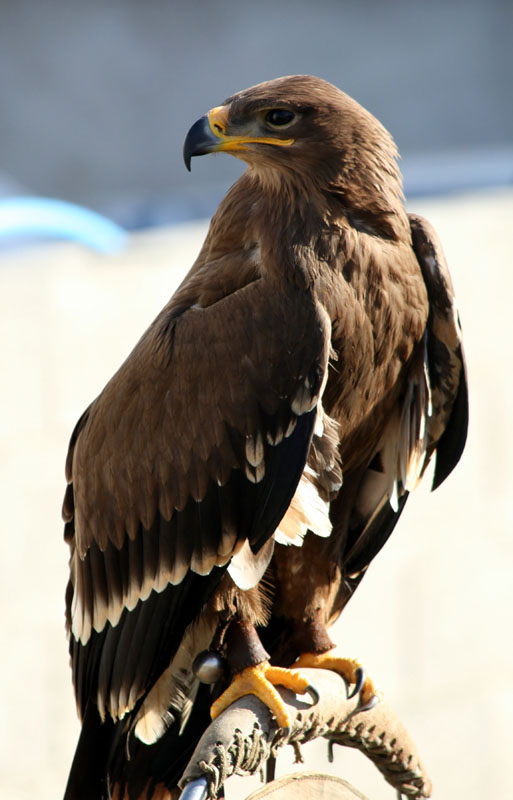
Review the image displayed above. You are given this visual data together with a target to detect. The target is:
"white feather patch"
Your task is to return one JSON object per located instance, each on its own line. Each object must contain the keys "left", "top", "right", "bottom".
{"left": 291, "top": 378, "right": 315, "bottom": 415}
{"left": 244, "top": 461, "right": 265, "bottom": 483}
{"left": 227, "top": 537, "right": 275, "bottom": 591}
{"left": 134, "top": 617, "right": 216, "bottom": 744}
{"left": 274, "top": 468, "right": 332, "bottom": 547}
{"left": 397, "top": 345, "right": 432, "bottom": 495}
{"left": 314, "top": 405, "right": 325, "bottom": 437}
{"left": 284, "top": 418, "right": 297, "bottom": 438}
{"left": 245, "top": 432, "right": 264, "bottom": 468}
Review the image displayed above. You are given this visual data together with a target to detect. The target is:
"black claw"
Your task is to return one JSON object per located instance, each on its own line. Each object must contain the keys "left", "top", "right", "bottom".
{"left": 327, "top": 739, "right": 335, "bottom": 764}
{"left": 355, "top": 693, "right": 380, "bottom": 714}
{"left": 346, "top": 692, "right": 381, "bottom": 721}
{"left": 278, "top": 725, "right": 291, "bottom": 740}
{"left": 305, "top": 683, "right": 320, "bottom": 705}
{"left": 347, "top": 666, "right": 365, "bottom": 699}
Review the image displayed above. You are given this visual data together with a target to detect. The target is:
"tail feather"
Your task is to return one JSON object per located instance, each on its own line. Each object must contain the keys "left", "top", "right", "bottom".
{"left": 64, "top": 688, "right": 213, "bottom": 800}
{"left": 64, "top": 703, "right": 116, "bottom": 800}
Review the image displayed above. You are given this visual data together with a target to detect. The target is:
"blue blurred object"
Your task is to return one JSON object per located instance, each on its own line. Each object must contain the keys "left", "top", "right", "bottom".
{"left": 0, "top": 197, "right": 127, "bottom": 253}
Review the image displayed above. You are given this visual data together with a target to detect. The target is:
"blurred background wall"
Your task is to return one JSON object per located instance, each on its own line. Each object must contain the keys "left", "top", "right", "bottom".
{"left": 1, "top": 2, "right": 512, "bottom": 800}
{"left": 1, "top": 0, "right": 512, "bottom": 222}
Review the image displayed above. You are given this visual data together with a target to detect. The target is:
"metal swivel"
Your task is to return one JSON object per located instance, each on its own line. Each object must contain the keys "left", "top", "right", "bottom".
{"left": 192, "top": 650, "right": 227, "bottom": 684}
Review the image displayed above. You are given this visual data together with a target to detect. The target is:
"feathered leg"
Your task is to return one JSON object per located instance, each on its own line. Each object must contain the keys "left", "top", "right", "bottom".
{"left": 266, "top": 536, "right": 381, "bottom": 715}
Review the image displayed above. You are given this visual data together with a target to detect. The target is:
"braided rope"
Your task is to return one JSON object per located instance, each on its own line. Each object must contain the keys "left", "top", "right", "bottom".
{"left": 197, "top": 723, "right": 271, "bottom": 798}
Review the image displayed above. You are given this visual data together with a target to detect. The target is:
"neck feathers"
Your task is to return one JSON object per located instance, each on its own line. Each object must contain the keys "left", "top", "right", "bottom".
{"left": 204, "top": 151, "right": 409, "bottom": 291}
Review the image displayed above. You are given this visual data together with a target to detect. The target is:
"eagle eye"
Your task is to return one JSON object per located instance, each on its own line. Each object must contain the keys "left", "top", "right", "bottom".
{"left": 265, "top": 109, "right": 296, "bottom": 128}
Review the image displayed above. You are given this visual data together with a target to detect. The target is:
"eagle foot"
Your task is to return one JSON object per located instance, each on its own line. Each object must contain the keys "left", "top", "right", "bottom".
{"left": 210, "top": 660, "right": 316, "bottom": 730}
{"left": 293, "top": 652, "right": 382, "bottom": 714}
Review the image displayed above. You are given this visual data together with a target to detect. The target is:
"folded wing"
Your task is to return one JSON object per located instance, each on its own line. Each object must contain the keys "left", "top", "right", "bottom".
{"left": 64, "top": 278, "right": 332, "bottom": 722}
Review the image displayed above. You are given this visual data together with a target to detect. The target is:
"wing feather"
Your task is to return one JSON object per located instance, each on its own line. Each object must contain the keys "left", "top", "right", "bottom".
{"left": 408, "top": 214, "right": 468, "bottom": 488}
{"left": 335, "top": 214, "right": 467, "bottom": 582}
{"left": 65, "top": 275, "right": 331, "bottom": 722}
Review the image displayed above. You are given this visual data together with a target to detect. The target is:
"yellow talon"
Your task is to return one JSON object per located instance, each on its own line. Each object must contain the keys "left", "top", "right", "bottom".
{"left": 210, "top": 661, "right": 311, "bottom": 729}
{"left": 294, "top": 651, "right": 382, "bottom": 709}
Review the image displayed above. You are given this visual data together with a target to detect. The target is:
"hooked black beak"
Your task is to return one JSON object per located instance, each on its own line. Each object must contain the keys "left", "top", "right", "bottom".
{"left": 183, "top": 115, "right": 220, "bottom": 172}
{"left": 183, "top": 104, "right": 294, "bottom": 172}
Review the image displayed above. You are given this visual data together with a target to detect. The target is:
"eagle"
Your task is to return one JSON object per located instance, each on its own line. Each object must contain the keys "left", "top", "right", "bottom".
{"left": 63, "top": 75, "right": 467, "bottom": 799}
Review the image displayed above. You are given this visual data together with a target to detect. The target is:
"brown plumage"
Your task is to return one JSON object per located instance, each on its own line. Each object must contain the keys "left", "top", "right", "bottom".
{"left": 63, "top": 76, "right": 467, "bottom": 799}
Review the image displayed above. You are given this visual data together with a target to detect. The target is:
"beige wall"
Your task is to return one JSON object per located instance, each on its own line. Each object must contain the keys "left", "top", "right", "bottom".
{"left": 1, "top": 191, "right": 512, "bottom": 799}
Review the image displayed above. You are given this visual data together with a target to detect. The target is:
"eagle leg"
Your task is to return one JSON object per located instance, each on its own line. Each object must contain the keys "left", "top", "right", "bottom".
{"left": 211, "top": 619, "right": 316, "bottom": 730}
{"left": 293, "top": 651, "right": 382, "bottom": 714}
